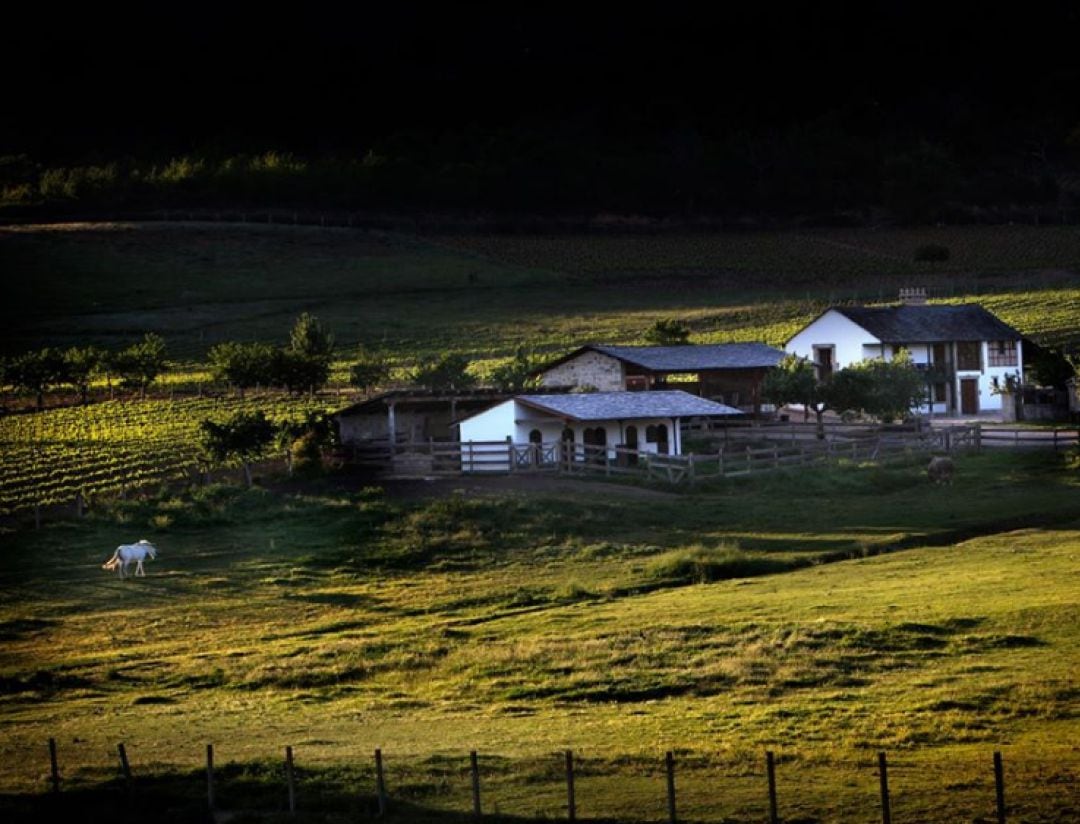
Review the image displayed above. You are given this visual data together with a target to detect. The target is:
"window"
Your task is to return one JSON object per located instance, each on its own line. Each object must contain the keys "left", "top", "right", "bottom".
{"left": 988, "top": 340, "right": 1018, "bottom": 367}
{"left": 933, "top": 383, "right": 947, "bottom": 402}
{"left": 956, "top": 341, "right": 981, "bottom": 371}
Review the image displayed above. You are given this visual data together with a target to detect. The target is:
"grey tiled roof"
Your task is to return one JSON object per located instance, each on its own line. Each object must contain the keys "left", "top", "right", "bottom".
{"left": 516, "top": 390, "right": 744, "bottom": 421}
{"left": 591, "top": 343, "right": 785, "bottom": 371}
{"left": 835, "top": 305, "right": 1022, "bottom": 343}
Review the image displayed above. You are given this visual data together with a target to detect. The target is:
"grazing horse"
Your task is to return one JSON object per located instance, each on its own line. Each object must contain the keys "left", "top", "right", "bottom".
{"left": 103, "top": 539, "right": 157, "bottom": 578}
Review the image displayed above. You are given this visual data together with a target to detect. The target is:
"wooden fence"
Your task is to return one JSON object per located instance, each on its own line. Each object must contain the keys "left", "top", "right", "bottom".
{"left": 36, "top": 736, "right": 1037, "bottom": 824}
{"left": 344, "top": 425, "right": 982, "bottom": 486}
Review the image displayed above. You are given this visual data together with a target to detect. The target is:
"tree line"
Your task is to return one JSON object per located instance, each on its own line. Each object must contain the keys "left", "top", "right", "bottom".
{"left": 2, "top": 116, "right": 1075, "bottom": 224}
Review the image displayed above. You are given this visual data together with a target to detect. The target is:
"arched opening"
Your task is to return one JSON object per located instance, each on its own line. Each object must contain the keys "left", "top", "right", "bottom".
{"left": 583, "top": 426, "right": 607, "bottom": 464}
{"left": 624, "top": 425, "right": 639, "bottom": 467}
{"left": 656, "top": 423, "right": 669, "bottom": 455}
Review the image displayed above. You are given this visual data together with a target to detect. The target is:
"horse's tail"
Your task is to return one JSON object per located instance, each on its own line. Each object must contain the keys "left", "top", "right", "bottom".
{"left": 102, "top": 548, "right": 121, "bottom": 570}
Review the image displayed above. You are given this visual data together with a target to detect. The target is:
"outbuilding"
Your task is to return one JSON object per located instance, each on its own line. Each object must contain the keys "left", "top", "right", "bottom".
{"left": 457, "top": 390, "right": 743, "bottom": 471}
{"left": 533, "top": 343, "right": 785, "bottom": 413}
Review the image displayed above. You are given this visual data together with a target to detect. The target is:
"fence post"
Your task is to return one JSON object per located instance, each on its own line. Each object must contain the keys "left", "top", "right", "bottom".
{"left": 206, "top": 744, "right": 215, "bottom": 811}
{"left": 470, "top": 750, "right": 481, "bottom": 819}
{"left": 994, "top": 751, "right": 1006, "bottom": 824}
{"left": 118, "top": 742, "right": 132, "bottom": 795}
{"left": 718, "top": 448, "right": 724, "bottom": 476}
{"left": 878, "top": 751, "right": 891, "bottom": 824}
{"left": 507, "top": 436, "right": 515, "bottom": 473}
{"left": 375, "top": 748, "right": 387, "bottom": 815}
{"left": 565, "top": 749, "right": 576, "bottom": 823}
{"left": 766, "top": 751, "right": 778, "bottom": 824}
{"left": 975, "top": 422, "right": 982, "bottom": 451}
{"left": 285, "top": 745, "right": 296, "bottom": 815}
{"left": 665, "top": 751, "right": 677, "bottom": 824}
{"left": 48, "top": 738, "right": 60, "bottom": 793}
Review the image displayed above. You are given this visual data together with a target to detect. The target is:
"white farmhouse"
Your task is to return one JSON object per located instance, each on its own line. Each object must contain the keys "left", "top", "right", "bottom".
{"left": 785, "top": 300, "right": 1024, "bottom": 415}
{"left": 457, "top": 390, "right": 742, "bottom": 471}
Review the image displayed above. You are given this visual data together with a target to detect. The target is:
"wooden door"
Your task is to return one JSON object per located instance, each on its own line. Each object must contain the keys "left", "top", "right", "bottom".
{"left": 960, "top": 379, "right": 978, "bottom": 415}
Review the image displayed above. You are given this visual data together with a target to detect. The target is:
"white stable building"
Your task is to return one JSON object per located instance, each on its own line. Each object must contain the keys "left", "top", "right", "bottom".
{"left": 457, "top": 390, "right": 742, "bottom": 471}
{"left": 785, "top": 299, "right": 1024, "bottom": 416}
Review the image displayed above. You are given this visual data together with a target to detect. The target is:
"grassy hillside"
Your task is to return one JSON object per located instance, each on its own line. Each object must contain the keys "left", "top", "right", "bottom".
{"left": 2, "top": 223, "right": 1078, "bottom": 373}
{"left": 1, "top": 451, "right": 1078, "bottom": 821}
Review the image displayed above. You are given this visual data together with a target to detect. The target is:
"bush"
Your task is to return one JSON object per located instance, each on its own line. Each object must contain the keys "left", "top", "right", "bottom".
{"left": 645, "top": 544, "right": 793, "bottom": 584}
{"left": 914, "top": 243, "right": 950, "bottom": 262}
{"left": 290, "top": 431, "right": 324, "bottom": 475}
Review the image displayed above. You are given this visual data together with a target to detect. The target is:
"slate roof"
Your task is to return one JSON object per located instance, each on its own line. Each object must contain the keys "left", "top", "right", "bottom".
{"left": 515, "top": 390, "right": 744, "bottom": 421}
{"left": 833, "top": 305, "right": 1022, "bottom": 343}
{"left": 543, "top": 343, "right": 785, "bottom": 373}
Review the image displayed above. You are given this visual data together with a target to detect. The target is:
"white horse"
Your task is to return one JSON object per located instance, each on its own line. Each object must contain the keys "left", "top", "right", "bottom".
{"left": 103, "top": 539, "right": 157, "bottom": 578}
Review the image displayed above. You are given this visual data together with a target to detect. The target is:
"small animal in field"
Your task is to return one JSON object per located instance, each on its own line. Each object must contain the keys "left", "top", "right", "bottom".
{"left": 103, "top": 539, "right": 157, "bottom": 578}
{"left": 927, "top": 456, "right": 956, "bottom": 485}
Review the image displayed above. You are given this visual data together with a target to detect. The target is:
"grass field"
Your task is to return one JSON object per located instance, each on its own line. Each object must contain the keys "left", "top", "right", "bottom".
{"left": 2, "top": 223, "right": 1078, "bottom": 375}
{"left": 1, "top": 451, "right": 1078, "bottom": 821}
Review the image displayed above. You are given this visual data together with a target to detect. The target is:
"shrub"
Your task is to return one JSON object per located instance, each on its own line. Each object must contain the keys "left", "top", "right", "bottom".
{"left": 914, "top": 243, "right": 950, "bottom": 262}
{"left": 646, "top": 544, "right": 792, "bottom": 584}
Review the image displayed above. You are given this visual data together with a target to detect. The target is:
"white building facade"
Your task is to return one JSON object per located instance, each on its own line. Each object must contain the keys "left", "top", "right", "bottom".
{"left": 785, "top": 304, "right": 1024, "bottom": 415}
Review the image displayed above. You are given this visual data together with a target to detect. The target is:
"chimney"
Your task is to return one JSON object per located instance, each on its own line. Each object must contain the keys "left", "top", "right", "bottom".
{"left": 899, "top": 287, "right": 926, "bottom": 306}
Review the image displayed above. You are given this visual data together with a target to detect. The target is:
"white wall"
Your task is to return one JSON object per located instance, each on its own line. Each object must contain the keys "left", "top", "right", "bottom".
{"left": 458, "top": 400, "right": 518, "bottom": 471}
{"left": 786, "top": 310, "right": 879, "bottom": 369}
{"left": 458, "top": 402, "right": 684, "bottom": 471}
{"left": 538, "top": 350, "right": 625, "bottom": 391}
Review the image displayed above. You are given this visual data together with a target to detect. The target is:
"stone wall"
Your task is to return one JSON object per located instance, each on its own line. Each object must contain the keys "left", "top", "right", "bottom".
{"left": 538, "top": 351, "right": 624, "bottom": 391}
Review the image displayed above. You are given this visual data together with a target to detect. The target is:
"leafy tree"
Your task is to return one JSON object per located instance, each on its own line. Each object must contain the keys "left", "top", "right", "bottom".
{"left": 198, "top": 410, "right": 276, "bottom": 487}
{"left": 762, "top": 354, "right": 830, "bottom": 436}
{"left": 411, "top": 353, "right": 476, "bottom": 391}
{"left": 4, "top": 348, "right": 66, "bottom": 409}
{"left": 348, "top": 347, "right": 392, "bottom": 393}
{"left": 112, "top": 333, "right": 168, "bottom": 397}
{"left": 841, "top": 350, "right": 926, "bottom": 422}
{"left": 277, "top": 411, "right": 337, "bottom": 475}
{"left": 1027, "top": 344, "right": 1077, "bottom": 388}
{"left": 284, "top": 313, "right": 334, "bottom": 394}
{"left": 272, "top": 348, "right": 331, "bottom": 395}
{"left": 207, "top": 341, "right": 276, "bottom": 397}
{"left": 643, "top": 318, "right": 691, "bottom": 346}
{"left": 61, "top": 345, "right": 105, "bottom": 404}
{"left": 489, "top": 347, "right": 541, "bottom": 392}
{"left": 288, "top": 312, "right": 334, "bottom": 359}
{"left": 764, "top": 351, "right": 925, "bottom": 436}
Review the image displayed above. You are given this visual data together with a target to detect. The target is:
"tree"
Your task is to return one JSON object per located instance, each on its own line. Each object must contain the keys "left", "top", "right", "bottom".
{"left": 112, "top": 333, "right": 168, "bottom": 397}
{"left": 643, "top": 318, "right": 691, "bottom": 346}
{"left": 410, "top": 353, "right": 476, "bottom": 391}
{"left": 272, "top": 348, "right": 331, "bottom": 395}
{"left": 762, "top": 355, "right": 830, "bottom": 436}
{"left": 288, "top": 312, "right": 334, "bottom": 359}
{"left": 348, "top": 347, "right": 392, "bottom": 393}
{"left": 4, "top": 348, "right": 66, "bottom": 409}
{"left": 277, "top": 411, "right": 337, "bottom": 475}
{"left": 841, "top": 350, "right": 926, "bottom": 422}
{"left": 285, "top": 313, "right": 334, "bottom": 395}
{"left": 489, "top": 347, "right": 541, "bottom": 392}
{"left": 198, "top": 411, "right": 276, "bottom": 487}
{"left": 207, "top": 341, "right": 276, "bottom": 397}
{"left": 763, "top": 351, "right": 925, "bottom": 437}
{"left": 61, "top": 345, "right": 105, "bottom": 404}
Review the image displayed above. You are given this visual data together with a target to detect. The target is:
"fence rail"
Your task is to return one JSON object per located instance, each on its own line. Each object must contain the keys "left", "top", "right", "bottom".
{"left": 343, "top": 424, "right": 983, "bottom": 485}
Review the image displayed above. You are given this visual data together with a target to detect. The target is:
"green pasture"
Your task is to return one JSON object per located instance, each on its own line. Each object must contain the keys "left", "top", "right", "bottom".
{"left": 1, "top": 451, "right": 1078, "bottom": 821}
{"left": 2, "top": 223, "right": 1078, "bottom": 374}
